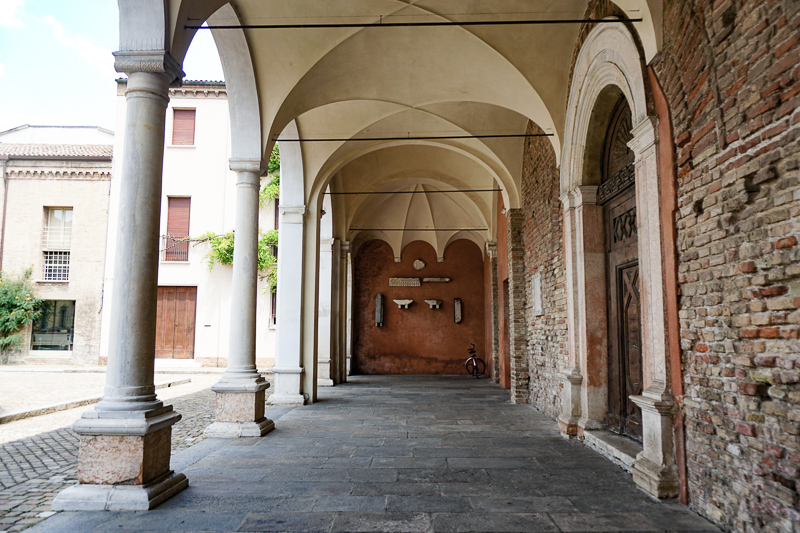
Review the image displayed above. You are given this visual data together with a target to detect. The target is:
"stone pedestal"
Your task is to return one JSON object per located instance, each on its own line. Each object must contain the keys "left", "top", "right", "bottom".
{"left": 558, "top": 367, "right": 583, "bottom": 437}
{"left": 631, "top": 386, "right": 680, "bottom": 498}
{"left": 269, "top": 367, "right": 306, "bottom": 405}
{"left": 204, "top": 386, "right": 274, "bottom": 438}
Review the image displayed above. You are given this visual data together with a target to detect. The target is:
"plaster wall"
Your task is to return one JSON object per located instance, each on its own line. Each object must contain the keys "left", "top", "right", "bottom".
{"left": 496, "top": 196, "right": 510, "bottom": 389}
{"left": 1, "top": 164, "right": 110, "bottom": 365}
{"left": 352, "top": 239, "right": 485, "bottom": 375}
{"left": 101, "top": 82, "right": 277, "bottom": 368}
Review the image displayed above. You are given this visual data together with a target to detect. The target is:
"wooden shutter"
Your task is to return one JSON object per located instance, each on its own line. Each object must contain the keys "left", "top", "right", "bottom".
{"left": 167, "top": 197, "right": 191, "bottom": 236}
{"left": 165, "top": 197, "right": 191, "bottom": 261}
{"left": 172, "top": 109, "right": 196, "bottom": 145}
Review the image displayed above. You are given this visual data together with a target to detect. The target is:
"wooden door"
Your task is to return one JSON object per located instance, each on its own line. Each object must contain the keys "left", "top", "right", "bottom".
{"left": 155, "top": 286, "right": 197, "bottom": 359}
{"left": 600, "top": 96, "right": 642, "bottom": 441}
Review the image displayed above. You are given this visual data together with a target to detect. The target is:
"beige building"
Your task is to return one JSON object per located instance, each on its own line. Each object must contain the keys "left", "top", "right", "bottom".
{"left": 0, "top": 125, "right": 113, "bottom": 365}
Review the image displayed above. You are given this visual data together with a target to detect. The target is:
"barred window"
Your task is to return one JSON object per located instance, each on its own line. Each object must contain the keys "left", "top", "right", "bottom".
{"left": 43, "top": 251, "right": 70, "bottom": 281}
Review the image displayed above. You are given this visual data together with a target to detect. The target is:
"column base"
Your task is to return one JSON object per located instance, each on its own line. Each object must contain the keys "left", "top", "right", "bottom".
{"left": 633, "top": 456, "right": 680, "bottom": 499}
{"left": 53, "top": 471, "right": 188, "bottom": 511}
{"left": 268, "top": 393, "right": 306, "bottom": 406}
{"left": 204, "top": 418, "right": 274, "bottom": 438}
{"left": 557, "top": 417, "right": 579, "bottom": 437}
{"left": 207, "top": 386, "right": 273, "bottom": 438}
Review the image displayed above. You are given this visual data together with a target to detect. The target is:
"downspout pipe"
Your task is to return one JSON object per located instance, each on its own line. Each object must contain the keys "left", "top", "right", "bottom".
{"left": 0, "top": 154, "right": 9, "bottom": 273}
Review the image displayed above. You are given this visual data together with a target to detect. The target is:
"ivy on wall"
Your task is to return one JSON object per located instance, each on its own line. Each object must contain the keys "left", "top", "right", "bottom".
{"left": 197, "top": 144, "right": 281, "bottom": 293}
{"left": 0, "top": 269, "right": 42, "bottom": 363}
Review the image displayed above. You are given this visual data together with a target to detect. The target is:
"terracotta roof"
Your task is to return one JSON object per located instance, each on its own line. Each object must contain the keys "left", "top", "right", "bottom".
{"left": 0, "top": 143, "right": 113, "bottom": 158}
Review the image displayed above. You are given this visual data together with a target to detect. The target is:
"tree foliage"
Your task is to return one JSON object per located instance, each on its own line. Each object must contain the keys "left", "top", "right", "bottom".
{"left": 0, "top": 269, "right": 42, "bottom": 361}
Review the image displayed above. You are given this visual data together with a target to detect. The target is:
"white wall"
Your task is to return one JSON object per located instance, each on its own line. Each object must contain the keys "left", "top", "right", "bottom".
{"left": 100, "top": 82, "right": 277, "bottom": 367}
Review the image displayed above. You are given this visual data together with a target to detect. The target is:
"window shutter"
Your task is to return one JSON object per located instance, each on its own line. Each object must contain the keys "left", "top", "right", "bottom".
{"left": 172, "top": 109, "right": 196, "bottom": 145}
{"left": 167, "top": 197, "right": 191, "bottom": 237}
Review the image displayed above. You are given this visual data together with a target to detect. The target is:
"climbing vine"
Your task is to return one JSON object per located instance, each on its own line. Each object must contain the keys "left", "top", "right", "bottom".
{"left": 0, "top": 269, "right": 42, "bottom": 363}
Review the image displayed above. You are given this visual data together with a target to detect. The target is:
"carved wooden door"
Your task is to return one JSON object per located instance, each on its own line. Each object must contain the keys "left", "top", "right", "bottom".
{"left": 600, "top": 97, "right": 643, "bottom": 441}
{"left": 155, "top": 286, "right": 197, "bottom": 359}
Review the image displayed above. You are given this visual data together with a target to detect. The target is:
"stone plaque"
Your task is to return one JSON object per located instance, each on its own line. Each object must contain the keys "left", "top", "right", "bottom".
{"left": 393, "top": 299, "right": 413, "bottom": 309}
{"left": 413, "top": 259, "right": 426, "bottom": 270}
{"left": 375, "top": 294, "right": 384, "bottom": 326}
{"left": 532, "top": 272, "right": 543, "bottom": 317}
{"left": 389, "top": 278, "right": 420, "bottom": 287}
{"left": 425, "top": 299, "right": 442, "bottom": 309}
{"left": 422, "top": 277, "right": 451, "bottom": 283}
{"left": 454, "top": 298, "right": 462, "bottom": 324}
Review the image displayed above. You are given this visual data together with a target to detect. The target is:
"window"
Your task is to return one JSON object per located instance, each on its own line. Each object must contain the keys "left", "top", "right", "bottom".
{"left": 43, "top": 208, "right": 72, "bottom": 281}
{"left": 163, "top": 197, "right": 191, "bottom": 261}
{"left": 31, "top": 300, "right": 75, "bottom": 350}
{"left": 172, "top": 109, "right": 196, "bottom": 145}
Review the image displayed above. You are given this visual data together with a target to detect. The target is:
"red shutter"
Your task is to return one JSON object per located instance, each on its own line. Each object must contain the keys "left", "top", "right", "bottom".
{"left": 165, "top": 197, "right": 191, "bottom": 261}
{"left": 172, "top": 109, "right": 196, "bottom": 145}
{"left": 167, "top": 197, "right": 191, "bottom": 236}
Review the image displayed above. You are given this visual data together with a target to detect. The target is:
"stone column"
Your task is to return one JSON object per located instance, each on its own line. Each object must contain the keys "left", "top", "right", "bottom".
{"left": 271, "top": 205, "right": 307, "bottom": 405}
{"left": 628, "top": 117, "right": 679, "bottom": 498}
{"left": 317, "top": 237, "right": 334, "bottom": 386}
{"left": 486, "top": 242, "right": 500, "bottom": 384}
{"left": 573, "top": 186, "right": 608, "bottom": 432}
{"left": 53, "top": 53, "right": 188, "bottom": 511}
{"left": 506, "top": 209, "right": 529, "bottom": 404}
{"left": 558, "top": 191, "right": 582, "bottom": 436}
{"left": 204, "top": 160, "right": 274, "bottom": 438}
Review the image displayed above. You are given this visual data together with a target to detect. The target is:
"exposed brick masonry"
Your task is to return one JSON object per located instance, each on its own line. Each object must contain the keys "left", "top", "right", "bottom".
{"left": 506, "top": 208, "right": 530, "bottom": 403}
{"left": 520, "top": 121, "right": 568, "bottom": 419}
{"left": 650, "top": 1, "right": 800, "bottom": 531}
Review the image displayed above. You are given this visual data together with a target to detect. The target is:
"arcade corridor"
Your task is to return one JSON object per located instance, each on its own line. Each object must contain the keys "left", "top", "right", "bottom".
{"left": 36, "top": 377, "right": 716, "bottom": 532}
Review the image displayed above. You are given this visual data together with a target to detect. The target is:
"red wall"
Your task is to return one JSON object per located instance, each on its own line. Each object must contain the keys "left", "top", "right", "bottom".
{"left": 353, "top": 239, "right": 486, "bottom": 374}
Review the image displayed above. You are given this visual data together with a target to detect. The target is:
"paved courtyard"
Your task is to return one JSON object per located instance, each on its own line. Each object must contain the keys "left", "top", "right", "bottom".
{"left": 29, "top": 376, "right": 718, "bottom": 533}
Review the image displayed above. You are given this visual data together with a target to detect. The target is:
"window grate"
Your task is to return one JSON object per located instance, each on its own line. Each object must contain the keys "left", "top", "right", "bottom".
{"left": 43, "top": 251, "right": 70, "bottom": 281}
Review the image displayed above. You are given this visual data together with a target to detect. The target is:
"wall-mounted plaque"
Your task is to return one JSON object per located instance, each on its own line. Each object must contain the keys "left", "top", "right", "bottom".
{"left": 532, "top": 272, "right": 543, "bottom": 317}
{"left": 393, "top": 299, "right": 413, "bottom": 309}
{"left": 389, "top": 278, "right": 421, "bottom": 287}
{"left": 413, "top": 259, "right": 426, "bottom": 270}
{"left": 425, "top": 299, "right": 442, "bottom": 309}
{"left": 375, "top": 293, "right": 384, "bottom": 326}
{"left": 422, "top": 277, "right": 451, "bottom": 283}
{"left": 454, "top": 298, "right": 462, "bottom": 323}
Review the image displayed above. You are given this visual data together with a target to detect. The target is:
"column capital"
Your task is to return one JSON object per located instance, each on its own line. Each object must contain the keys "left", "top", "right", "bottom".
{"left": 485, "top": 241, "right": 497, "bottom": 258}
{"left": 340, "top": 240, "right": 351, "bottom": 254}
{"left": 629, "top": 116, "right": 659, "bottom": 157}
{"left": 559, "top": 191, "right": 575, "bottom": 211}
{"left": 280, "top": 205, "right": 306, "bottom": 224}
{"left": 113, "top": 50, "right": 184, "bottom": 84}
{"left": 229, "top": 158, "right": 267, "bottom": 175}
{"left": 573, "top": 185, "right": 599, "bottom": 207}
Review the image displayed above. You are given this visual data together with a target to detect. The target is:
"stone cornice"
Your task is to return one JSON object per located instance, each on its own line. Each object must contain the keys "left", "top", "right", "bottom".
{"left": 7, "top": 170, "right": 111, "bottom": 180}
{"left": 170, "top": 86, "right": 228, "bottom": 99}
{"left": 113, "top": 50, "right": 184, "bottom": 83}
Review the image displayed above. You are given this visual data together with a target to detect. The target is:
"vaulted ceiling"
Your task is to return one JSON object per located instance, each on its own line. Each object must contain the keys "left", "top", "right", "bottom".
{"left": 140, "top": 0, "right": 661, "bottom": 255}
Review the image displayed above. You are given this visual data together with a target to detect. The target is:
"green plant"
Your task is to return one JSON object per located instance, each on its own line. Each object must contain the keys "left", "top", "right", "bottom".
{"left": 0, "top": 269, "right": 42, "bottom": 362}
{"left": 259, "top": 144, "right": 281, "bottom": 208}
{"left": 200, "top": 229, "right": 279, "bottom": 292}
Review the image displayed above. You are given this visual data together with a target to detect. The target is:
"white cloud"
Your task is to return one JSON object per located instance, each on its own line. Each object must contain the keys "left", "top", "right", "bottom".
{"left": 40, "top": 14, "right": 113, "bottom": 72}
{"left": 0, "top": 0, "right": 26, "bottom": 28}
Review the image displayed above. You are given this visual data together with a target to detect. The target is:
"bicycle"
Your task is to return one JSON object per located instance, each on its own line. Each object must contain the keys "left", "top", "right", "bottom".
{"left": 465, "top": 343, "right": 486, "bottom": 378}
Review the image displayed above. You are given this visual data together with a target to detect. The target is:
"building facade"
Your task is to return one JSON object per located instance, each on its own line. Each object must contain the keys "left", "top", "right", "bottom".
{"left": 0, "top": 125, "right": 113, "bottom": 365}
{"left": 53, "top": 2, "right": 800, "bottom": 532}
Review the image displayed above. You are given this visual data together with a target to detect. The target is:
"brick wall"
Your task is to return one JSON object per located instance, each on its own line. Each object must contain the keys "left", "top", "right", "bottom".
{"left": 506, "top": 208, "right": 530, "bottom": 403}
{"left": 650, "top": 1, "right": 800, "bottom": 530}
{"left": 520, "top": 121, "right": 568, "bottom": 419}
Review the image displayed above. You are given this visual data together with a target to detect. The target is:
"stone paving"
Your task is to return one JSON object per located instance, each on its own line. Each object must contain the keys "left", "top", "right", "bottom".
{"left": 31, "top": 376, "right": 719, "bottom": 533}
{"left": 0, "top": 374, "right": 219, "bottom": 532}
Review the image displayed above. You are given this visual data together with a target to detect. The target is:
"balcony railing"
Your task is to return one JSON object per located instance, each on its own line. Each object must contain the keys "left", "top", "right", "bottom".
{"left": 42, "top": 227, "right": 72, "bottom": 250}
{"left": 161, "top": 234, "right": 190, "bottom": 262}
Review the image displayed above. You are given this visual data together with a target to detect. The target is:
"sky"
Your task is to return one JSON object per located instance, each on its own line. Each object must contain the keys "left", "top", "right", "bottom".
{"left": 0, "top": 0, "right": 224, "bottom": 134}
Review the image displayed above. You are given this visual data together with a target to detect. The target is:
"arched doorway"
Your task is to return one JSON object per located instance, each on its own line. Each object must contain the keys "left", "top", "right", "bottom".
{"left": 599, "top": 97, "right": 642, "bottom": 441}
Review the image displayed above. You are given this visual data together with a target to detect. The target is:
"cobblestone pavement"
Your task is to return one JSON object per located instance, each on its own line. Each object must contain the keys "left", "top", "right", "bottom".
{"left": 0, "top": 374, "right": 218, "bottom": 532}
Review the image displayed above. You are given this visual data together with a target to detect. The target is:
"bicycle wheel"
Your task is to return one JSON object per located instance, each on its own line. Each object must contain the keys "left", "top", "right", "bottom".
{"left": 473, "top": 358, "right": 486, "bottom": 377}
